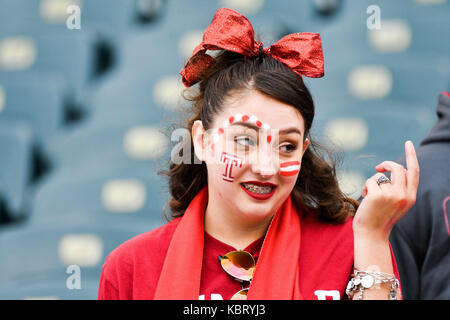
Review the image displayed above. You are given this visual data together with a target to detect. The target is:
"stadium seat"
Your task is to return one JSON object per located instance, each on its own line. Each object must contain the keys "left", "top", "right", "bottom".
{"left": 310, "top": 97, "right": 436, "bottom": 199}
{"left": 84, "top": 73, "right": 179, "bottom": 124}
{"left": 79, "top": 26, "right": 187, "bottom": 123}
{"left": 82, "top": 0, "right": 166, "bottom": 31}
{"left": 43, "top": 110, "right": 169, "bottom": 169}
{"left": 0, "top": 73, "right": 66, "bottom": 147}
{"left": 312, "top": 99, "right": 435, "bottom": 169}
{"left": 0, "top": 119, "right": 34, "bottom": 222}
{"left": 339, "top": 0, "right": 450, "bottom": 22}
{"left": 0, "top": 222, "right": 161, "bottom": 297}
{"left": 27, "top": 162, "right": 168, "bottom": 228}
{"left": 163, "top": 0, "right": 220, "bottom": 28}
{"left": 261, "top": 0, "right": 346, "bottom": 33}
{"left": 0, "top": 21, "right": 99, "bottom": 108}
{"left": 0, "top": 277, "right": 100, "bottom": 300}
{"left": 246, "top": 12, "right": 292, "bottom": 46}
{"left": 305, "top": 53, "right": 449, "bottom": 112}
{"left": 319, "top": 12, "right": 450, "bottom": 58}
{"left": 0, "top": 0, "right": 166, "bottom": 33}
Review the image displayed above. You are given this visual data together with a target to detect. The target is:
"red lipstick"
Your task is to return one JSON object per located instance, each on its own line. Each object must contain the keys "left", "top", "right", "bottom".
{"left": 240, "top": 181, "right": 277, "bottom": 200}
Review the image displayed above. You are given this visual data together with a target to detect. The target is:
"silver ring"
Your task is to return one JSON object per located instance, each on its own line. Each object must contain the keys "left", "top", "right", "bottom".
{"left": 377, "top": 175, "right": 391, "bottom": 186}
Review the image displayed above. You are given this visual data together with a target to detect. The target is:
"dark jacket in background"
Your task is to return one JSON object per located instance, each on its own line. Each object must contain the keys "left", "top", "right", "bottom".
{"left": 390, "top": 91, "right": 450, "bottom": 299}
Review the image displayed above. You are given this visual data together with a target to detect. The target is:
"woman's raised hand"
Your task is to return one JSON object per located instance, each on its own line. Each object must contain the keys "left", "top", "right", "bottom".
{"left": 353, "top": 141, "right": 420, "bottom": 240}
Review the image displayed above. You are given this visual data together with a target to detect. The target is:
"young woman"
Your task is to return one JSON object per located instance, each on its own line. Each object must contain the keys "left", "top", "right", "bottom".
{"left": 98, "top": 8, "right": 419, "bottom": 300}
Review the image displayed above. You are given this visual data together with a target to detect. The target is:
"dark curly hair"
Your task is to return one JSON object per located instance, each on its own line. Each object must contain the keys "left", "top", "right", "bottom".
{"left": 160, "top": 50, "right": 358, "bottom": 224}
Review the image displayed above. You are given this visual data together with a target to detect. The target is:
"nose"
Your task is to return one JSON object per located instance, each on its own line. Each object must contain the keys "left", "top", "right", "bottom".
{"left": 251, "top": 147, "right": 278, "bottom": 177}
{"left": 253, "top": 162, "right": 276, "bottom": 177}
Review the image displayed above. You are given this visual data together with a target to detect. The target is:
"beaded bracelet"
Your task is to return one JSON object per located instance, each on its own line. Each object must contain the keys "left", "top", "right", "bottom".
{"left": 346, "top": 270, "right": 399, "bottom": 300}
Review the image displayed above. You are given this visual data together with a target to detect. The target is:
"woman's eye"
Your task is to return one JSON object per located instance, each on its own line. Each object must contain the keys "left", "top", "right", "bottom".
{"left": 280, "top": 143, "right": 297, "bottom": 153}
{"left": 235, "top": 136, "right": 255, "bottom": 147}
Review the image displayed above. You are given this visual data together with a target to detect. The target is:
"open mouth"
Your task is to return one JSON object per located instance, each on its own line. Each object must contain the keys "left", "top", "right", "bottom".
{"left": 240, "top": 182, "right": 277, "bottom": 200}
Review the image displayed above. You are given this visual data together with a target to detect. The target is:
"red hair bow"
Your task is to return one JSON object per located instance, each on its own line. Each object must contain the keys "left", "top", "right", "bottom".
{"left": 180, "top": 8, "right": 325, "bottom": 87}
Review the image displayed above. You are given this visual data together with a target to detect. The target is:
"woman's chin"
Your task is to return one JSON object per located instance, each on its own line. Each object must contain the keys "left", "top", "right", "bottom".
{"left": 234, "top": 197, "right": 278, "bottom": 221}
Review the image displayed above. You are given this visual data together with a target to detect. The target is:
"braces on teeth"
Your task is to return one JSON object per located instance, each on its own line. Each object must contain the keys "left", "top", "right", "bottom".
{"left": 243, "top": 184, "right": 273, "bottom": 194}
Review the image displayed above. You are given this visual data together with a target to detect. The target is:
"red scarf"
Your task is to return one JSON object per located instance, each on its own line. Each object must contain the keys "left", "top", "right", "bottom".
{"left": 154, "top": 186, "right": 303, "bottom": 299}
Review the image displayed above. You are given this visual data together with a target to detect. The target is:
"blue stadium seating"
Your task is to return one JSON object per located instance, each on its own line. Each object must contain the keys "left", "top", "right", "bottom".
{"left": 312, "top": 99, "right": 436, "bottom": 174}
{"left": 320, "top": 13, "right": 450, "bottom": 58}
{"left": 82, "top": 0, "right": 165, "bottom": 31}
{"left": 310, "top": 99, "right": 436, "bottom": 194}
{"left": 0, "top": 73, "right": 66, "bottom": 147}
{"left": 42, "top": 109, "right": 169, "bottom": 169}
{"left": 339, "top": 0, "right": 450, "bottom": 22}
{"left": 27, "top": 162, "right": 168, "bottom": 228}
{"left": 0, "top": 119, "right": 34, "bottom": 222}
{"left": 0, "top": 0, "right": 165, "bottom": 33}
{"left": 0, "top": 21, "right": 99, "bottom": 108}
{"left": 262, "top": 0, "right": 352, "bottom": 34}
{"left": 78, "top": 27, "right": 187, "bottom": 123}
{"left": 163, "top": 0, "right": 220, "bottom": 28}
{"left": 0, "top": 222, "right": 161, "bottom": 298}
{"left": 247, "top": 13, "right": 292, "bottom": 46}
{"left": 305, "top": 53, "right": 449, "bottom": 112}
{"left": 84, "top": 73, "right": 176, "bottom": 123}
{"left": 0, "top": 277, "right": 100, "bottom": 300}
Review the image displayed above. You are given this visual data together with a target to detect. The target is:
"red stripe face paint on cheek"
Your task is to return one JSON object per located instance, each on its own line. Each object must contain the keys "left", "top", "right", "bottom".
{"left": 220, "top": 152, "right": 243, "bottom": 182}
{"left": 279, "top": 161, "right": 301, "bottom": 177}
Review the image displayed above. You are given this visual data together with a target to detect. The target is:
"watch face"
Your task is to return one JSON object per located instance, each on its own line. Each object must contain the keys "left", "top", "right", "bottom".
{"left": 361, "top": 275, "right": 375, "bottom": 288}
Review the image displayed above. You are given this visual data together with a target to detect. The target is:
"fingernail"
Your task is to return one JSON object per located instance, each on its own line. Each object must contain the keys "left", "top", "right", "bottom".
{"left": 406, "top": 140, "right": 416, "bottom": 152}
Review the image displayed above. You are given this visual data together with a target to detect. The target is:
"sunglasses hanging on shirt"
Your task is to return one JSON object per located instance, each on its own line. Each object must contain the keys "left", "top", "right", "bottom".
{"left": 218, "top": 250, "right": 256, "bottom": 300}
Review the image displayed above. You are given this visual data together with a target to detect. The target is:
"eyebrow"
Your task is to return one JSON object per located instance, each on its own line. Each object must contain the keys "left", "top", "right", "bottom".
{"left": 231, "top": 121, "right": 303, "bottom": 136}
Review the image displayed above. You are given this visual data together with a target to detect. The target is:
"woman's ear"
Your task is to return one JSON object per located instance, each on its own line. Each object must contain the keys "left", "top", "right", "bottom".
{"left": 192, "top": 120, "right": 206, "bottom": 162}
{"left": 302, "top": 138, "right": 310, "bottom": 156}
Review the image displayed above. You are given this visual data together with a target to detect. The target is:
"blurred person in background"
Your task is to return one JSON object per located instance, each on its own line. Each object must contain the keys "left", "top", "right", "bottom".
{"left": 390, "top": 91, "right": 450, "bottom": 300}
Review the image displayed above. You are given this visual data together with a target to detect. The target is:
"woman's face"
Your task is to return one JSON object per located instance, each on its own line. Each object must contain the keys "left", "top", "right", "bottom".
{"left": 193, "top": 89, "right": 309, "bottom": 223}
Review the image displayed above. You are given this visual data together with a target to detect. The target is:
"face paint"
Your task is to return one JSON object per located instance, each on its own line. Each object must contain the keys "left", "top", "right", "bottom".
{"left": 279, "top": 161, "right": 301, "bottom": 177}
{"left": 215, "top": 114, "right": 297, "bottom": 179}
{"left": 220, "top": 152, "right": 243, "bottom": 182}
{"left": 212, "top": 113, "right": 272, "bottom": 153}
{"left": 215, "top": 113, "right": 272, "bottom": 136}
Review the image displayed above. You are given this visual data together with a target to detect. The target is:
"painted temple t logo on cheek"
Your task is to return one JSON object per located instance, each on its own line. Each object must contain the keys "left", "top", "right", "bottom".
{"left": 220, "top": 152, "right": 243, "bottom": 182}
{"left": 280, "top": 161, "right": 301, "bottom": 177}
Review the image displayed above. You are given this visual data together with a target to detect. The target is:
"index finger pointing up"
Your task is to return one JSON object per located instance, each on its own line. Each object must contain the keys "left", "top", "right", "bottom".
{"left": 405, "top": 140, "right": 420, "bottom": 194}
